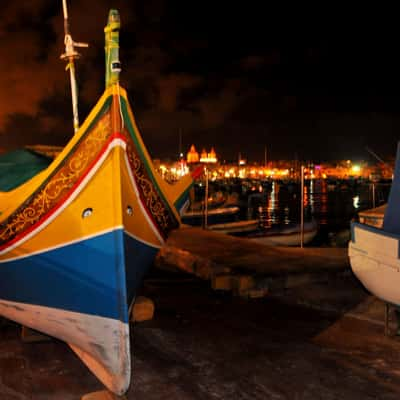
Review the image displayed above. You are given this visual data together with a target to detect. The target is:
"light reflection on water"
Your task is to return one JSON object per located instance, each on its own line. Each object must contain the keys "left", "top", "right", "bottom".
{"left": 195, "top": 178, "right": 391, "bottom": 242}
{"left": 250, "top": 179, "right": 390, "bottom": 232}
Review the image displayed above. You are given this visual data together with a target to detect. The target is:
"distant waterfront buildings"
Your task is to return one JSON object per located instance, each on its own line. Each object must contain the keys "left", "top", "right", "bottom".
{"left": 3, "top": 144, "right": 392, "bottom": 183}
{"left": 157, "top": 144, "right": 394, "bottom": 182}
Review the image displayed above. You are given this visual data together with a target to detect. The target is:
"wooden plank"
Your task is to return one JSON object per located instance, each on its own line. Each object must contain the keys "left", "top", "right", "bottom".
{"left": 162, "top": 226, "right": 349, "bottom": 277}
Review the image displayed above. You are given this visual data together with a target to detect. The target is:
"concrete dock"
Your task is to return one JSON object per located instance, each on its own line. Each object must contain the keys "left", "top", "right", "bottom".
{"left": 1, "top": 271, "right": 400, "bottom": 399}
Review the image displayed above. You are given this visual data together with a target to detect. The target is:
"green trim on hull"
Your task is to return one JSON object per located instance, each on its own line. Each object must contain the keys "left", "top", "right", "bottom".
{"left": 119, "top": 97, "right": 177, "bottom": 220}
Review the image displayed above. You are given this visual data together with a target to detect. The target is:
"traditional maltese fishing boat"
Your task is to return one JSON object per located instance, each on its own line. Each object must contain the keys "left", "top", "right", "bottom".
{"left": 0, "top": 7, "right": 194, "bottom": 396}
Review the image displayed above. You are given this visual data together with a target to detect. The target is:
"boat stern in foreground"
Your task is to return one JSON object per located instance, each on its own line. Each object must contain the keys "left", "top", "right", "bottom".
{"left": 349, "top": 222, "right": 400, "bottom": 306}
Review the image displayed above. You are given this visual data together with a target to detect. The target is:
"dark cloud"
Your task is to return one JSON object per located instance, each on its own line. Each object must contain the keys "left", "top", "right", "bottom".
{"left": 1, "top": 2, "right": 400, "bottom": 162}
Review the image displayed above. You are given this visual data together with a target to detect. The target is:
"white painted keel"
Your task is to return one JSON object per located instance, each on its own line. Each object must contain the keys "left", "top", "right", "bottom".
{"left": 0, "top": 300, "right": 131, "bottom": 395}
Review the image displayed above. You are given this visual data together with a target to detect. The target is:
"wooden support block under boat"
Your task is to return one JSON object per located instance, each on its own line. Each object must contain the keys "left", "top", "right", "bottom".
{"left": 212, "top": 274, "right": 233, "bottom": 291}
{"left": 211, "top": 273, "right": 268, "bottom": 298}
{"left": 81, "top": 390, "right": 127, "bottom": 400}
{"left": 21, "top": 326, "right": 52, "bottom": 343}
{"left": 247, "top": 288, "right": 269, "bottom": 298}
{"left": 131, "top": 296, "right": 155, "bottom": 322}
{"left": 155, "top": 246, "right": 230, "bottom": 279}
{"left": 233, "top": 275, "right": 256, "bottom": 296}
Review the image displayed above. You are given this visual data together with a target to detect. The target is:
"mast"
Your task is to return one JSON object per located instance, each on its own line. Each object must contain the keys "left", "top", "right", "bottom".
{"left": 264, "top": 146, "right": 267, "bottom": 168}
{"left": 104, "top": 9, "right": 122, "bottom": 134}
{"left": 104, "top": 10, "right": 121, "bottom": 89}
{"left": 179, "top": 129, "right": 182, "bottom": 158}
{"left": 60, "top": 0, "right": 88, "bottom": 134}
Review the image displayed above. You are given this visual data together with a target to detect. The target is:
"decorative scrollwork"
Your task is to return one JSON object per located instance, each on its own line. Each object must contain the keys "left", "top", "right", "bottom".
{"left": 0, "top": 99, "right": 178, "bottom": 248}
{"left": 125, "top": 138, "right": 179, "bottom": 239}
{"left": 0, "top": 113, "right": 112, "bottom": 246}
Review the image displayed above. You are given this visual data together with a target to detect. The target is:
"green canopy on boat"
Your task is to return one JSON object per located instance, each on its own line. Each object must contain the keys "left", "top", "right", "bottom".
{"left": 0, "top": 149, "right": 52, "bottom": 192}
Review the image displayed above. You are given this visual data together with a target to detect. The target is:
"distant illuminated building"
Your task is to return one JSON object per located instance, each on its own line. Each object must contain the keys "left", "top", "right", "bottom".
{"left": 186, "top": 145, "right": 199, "bottom": 163}
{"left": 238, "top": 152, "right": 246, "bottom": 166}
{"left": 186, "top": 145, "right": 218, "bottom": 164}
{"left": 200, "top": 147, "right": 217, "bottom": 163}
{"left": 200, "top": 148, "right": 207, "bottom": 161}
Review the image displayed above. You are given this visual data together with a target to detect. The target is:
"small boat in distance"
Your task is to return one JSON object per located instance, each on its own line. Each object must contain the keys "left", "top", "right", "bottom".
{"left": 181, "top": 206, "right": 240, "bottom": 226}
{"left": 0, "top": 8, "right": 195, "bottom": 396}
{"left": 240, "top": 219, "right": 318, "bottom": 247}
{"left": 207, "top": 219, "right": 260, "bottom": 234}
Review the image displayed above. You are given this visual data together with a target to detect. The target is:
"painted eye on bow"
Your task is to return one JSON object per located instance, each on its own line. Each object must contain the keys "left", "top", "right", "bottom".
{"left": 82, "top": 208, "right": 93, "bottom": 218}
{"left": 126, "top": 205, "right": 133, "bottom": 216}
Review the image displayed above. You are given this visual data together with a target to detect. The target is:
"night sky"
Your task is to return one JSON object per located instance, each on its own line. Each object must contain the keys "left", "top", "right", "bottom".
{"left": 1, "top": 1, "right": 400, "bottom": 163}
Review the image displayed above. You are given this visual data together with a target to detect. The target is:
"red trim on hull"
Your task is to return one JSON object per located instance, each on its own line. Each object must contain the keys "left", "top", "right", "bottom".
{"left": 0, "top": 133, "right": 126, "bottom": 253}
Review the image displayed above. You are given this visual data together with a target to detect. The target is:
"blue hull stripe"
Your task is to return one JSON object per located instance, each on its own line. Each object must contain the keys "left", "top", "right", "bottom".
{"left": 0, "top": 229, "right": 156, "bottom": 322}
{"left": 124, "top": 234, "right": 158, "bottom": 306}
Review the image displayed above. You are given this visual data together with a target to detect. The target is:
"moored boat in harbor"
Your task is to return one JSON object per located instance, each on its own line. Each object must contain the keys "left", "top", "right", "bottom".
{"left": 349, "top": 143, "right": 400, "bottom": 306}
{"left": 181, "top": 205, "right": 240, "bottom": 226}
{"left": 207, "top": 219, "right": 259, "bottom": 234}
{"left": 239, "top": 219, "right": 318, "bottom": 246}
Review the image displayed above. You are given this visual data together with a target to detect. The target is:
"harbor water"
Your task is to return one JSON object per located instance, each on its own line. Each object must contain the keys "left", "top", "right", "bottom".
{"left": 193, "top": 178, "right": 392, "bottom": 246}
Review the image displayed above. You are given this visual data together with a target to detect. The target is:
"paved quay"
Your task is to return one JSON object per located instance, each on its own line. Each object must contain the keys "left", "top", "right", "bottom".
{"left": 2, "top": 228, "right": 400, "bottom": 399}
{"left": 1, "top": 269, "right": 400, "bottom": 399}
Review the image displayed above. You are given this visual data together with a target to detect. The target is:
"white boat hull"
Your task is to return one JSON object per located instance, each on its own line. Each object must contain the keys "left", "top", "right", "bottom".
{"left": 250, "top": 228, "right": 317, "bottom": 247}
{"left": 349, "top": 222, "right": 400, "bottom": 306}
{"left": 208, "top": 219, "right": 259, "bottom": 234}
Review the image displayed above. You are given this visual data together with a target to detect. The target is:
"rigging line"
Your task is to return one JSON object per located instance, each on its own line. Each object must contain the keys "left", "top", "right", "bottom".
{"left": 365, "top": 146, "right": 392, "bottom": 169}
{"left": 117, "top": 82, "right": 125, "bottom": 131}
